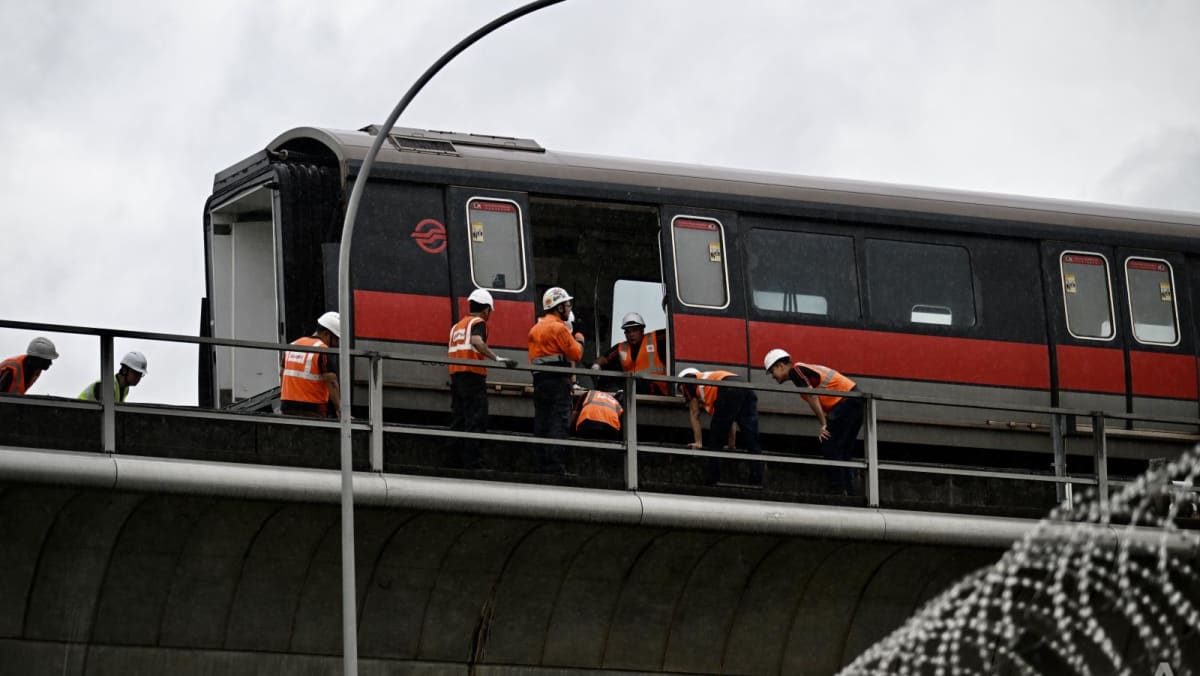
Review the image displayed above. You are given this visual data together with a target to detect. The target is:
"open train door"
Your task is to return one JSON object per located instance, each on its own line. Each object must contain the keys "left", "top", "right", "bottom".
{"left": 659, "top": 207, "right": 749, "bottom": 375}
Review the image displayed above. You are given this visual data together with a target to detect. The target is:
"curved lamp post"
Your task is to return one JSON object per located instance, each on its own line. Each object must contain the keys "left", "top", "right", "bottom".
{"left": 335, "top": 1, "right": 567, "bottom": 673}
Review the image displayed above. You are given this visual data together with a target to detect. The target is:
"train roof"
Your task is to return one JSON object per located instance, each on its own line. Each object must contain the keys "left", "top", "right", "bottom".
{"left": 219, "top": 125, "right": 1200, "bottom": 240}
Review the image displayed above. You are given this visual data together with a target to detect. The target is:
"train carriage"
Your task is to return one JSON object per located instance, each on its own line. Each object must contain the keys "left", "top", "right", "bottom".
{"left": 202, "top": 125, "right": 1200, "bottom": 462}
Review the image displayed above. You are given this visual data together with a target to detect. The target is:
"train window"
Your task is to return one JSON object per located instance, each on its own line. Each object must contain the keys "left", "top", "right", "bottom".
{"left": 747, "top": 229, "right": 859, "bottom": 320}
{"left": 865, "top": 239, "right": 975, "bottom": 327}
{"left": 1125, "top": 257, "right": 1179, "bottom": 345}
{"left": 1060, "top": 252, "right": 1115, "bottom": 340}
{"left": 466, "top": 198, "right": 526, "bottom": 292}
{"left": 671, "top": 216, "right": 729, "bottom": 309}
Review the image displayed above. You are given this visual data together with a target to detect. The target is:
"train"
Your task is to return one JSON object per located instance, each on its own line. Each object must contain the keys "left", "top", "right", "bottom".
{"left": 200, "top": 124, "right": 1200, "bottom": 465}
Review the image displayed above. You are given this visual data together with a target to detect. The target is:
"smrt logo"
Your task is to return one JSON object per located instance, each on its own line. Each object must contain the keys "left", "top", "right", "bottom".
{"left": 411, "top": 219, "right": 446, "bottom": 254}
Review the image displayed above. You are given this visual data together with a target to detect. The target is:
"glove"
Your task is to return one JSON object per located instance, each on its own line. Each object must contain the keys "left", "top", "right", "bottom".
{"left": 574, "top": 332, "right": 585, "bottom": 343}
{"left": 590, "top": 363, "right": 602, "bottom": 371}
{"left": 500, "top": 357, "right": 518, "bottom": 369}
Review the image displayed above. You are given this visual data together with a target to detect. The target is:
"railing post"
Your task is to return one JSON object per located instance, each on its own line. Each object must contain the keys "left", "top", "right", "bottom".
{"left": 100, "top": 333, "right": 115, "bottom": 453}
{"left": 1052, "top": 412, "right": 1070, "bottom": 505}
{"left": 864, "top": 394, "right": 879, "bottom": 507}
{"left": 624, "top": 372, "right": 638, "bottom": 491}
{"left": 369, "top": 353, "right": 383, "bottom": 471}
{"left": 1091, "top": 412, "right": 1109, "bottom": 516}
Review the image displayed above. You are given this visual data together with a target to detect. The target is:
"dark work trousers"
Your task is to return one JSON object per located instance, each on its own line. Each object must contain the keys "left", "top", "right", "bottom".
{"left": 449, "top": 372, "right": 488, "bottom": 468}
{"left": 706, "top": 385, "right": 763, "bottom": 485}
{"left": 576, "top": 419, "right": 621, "bottom": 442}
{"left": 821, "top": 392, "right": 864, "bottom": 494}
{"left": 533, "top": 373, "right": 572, "bottom": 472}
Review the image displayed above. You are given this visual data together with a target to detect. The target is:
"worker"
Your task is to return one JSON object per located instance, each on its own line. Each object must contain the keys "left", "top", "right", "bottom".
{"left": 590, "top": 312, "right": 668, "bottom": 395}
{"left": 0, "top": 337, "right": 59, "bottom": 395}
{"left": 448, "top": 288, "right": 516, "bottom": 469}
{"left": 679, "top": 367, "right": 763, "bottom": 486}
{"left": 765, "top": 348, "right": 862, "bottom": 496}
{"left": 79, "top": 351, "right": 148, "bottom": 402}
{"left": 573, "top": 389, "right": 623, "bottom": 441}
{"left": 280, "top": 311, "right": 341, "bottom": 418}
{"left": 528, "top": 286, "right": 584, "bottom": 474}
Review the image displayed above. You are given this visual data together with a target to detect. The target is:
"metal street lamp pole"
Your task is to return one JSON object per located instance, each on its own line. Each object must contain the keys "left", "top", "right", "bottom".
{"left": 334, "top": 1, "right": 567, "bottom": 673}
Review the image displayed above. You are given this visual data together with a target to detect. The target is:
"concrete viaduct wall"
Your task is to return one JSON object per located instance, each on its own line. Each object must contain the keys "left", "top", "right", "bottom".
{"left": 0, "top": 483, "right": 1000, "bottom": 676}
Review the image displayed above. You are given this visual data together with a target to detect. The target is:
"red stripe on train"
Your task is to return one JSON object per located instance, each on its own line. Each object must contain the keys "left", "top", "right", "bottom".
{"left": 1055, "top": 345, "right": 1125, "bottom": 394}
{"left": 1130, "top": 351, "right": 1198, "bottom": 400}
{"left": 355, "top": 291, "right": 532, "bottom": 348}
{"left": 674, "top": 314, "right": 748, "bottom": 364}
{"left": 747, "top": 322, "right": 1051, "bottom": 389}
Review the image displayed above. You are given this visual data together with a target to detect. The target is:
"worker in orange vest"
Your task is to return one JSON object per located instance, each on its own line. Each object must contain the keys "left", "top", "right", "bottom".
{"left": 679, "top": 367, "right": 762, "bottom": 486}
{"left": 280, "top": 312, "right": 341, "bottom": 418}
{"left": 0, "top": 337, "right": 59, "bottom": 395}
{"left": 528, "top": 286, "right": 583, "bottom": 474}
{"left": 590, "top": 312, "right": 668, "bottom": 395}
{"left": 448, "top": 288, "right": 515, "bottom": 468}
{"left": 765, "top": 348, "right": 862, "bottom": 496}
{"left": 573, "top": 389, "right": 623, "bottom": 441}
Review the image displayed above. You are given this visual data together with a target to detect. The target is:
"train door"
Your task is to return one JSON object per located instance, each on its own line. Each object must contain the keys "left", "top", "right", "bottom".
{"left": 659, "top": 207, "right": 749, "bottom": 375}
{"left": 1041, "top": 243, "right": 1128, "bottom": 417}
{"left": 1115, "top": 248, "right": 1197, "bottom": 425}
{"left": 206, "top": 184, "right": 282, "bottom": 406}
{"left": 445, "top": 188, "right": 537, "bottom": 369}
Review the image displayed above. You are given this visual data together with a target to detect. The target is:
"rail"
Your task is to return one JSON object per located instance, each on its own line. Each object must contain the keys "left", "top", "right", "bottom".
{"left": 2, "top": 318, "right": 1198, "bottom": 514}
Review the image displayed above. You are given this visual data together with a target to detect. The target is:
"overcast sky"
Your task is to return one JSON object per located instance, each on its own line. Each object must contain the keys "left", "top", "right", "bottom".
{"left": 2, "top": 0, "right": 1197, "bottom": 405}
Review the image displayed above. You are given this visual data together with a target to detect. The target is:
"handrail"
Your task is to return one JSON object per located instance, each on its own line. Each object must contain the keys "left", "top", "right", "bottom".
{"left": 4, "top": 317, "right": 1198, "bottom": 513}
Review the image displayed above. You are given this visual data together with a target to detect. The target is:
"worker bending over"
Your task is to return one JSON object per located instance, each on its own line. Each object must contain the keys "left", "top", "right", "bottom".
{"left": 573, "top": 389, "right": 623, "bottom": 441}
{"left": 679, "top": 367, "right": 763, "bottom": 486}
{"left": 765, "top": 348, "right": 862, "bottom": 496}
{"left": 0, "top": 337, "right": 59, "bottom": 395}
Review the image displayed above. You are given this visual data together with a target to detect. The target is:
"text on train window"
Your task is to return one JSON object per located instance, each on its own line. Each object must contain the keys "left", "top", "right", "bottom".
{"left": 1126, "top": 257, "right": 1178, "bottom": 345}
{"left": 747, "top": 229, "right": 859, "bottom": 320}
{"left": 671, "top": 216, "right": 729, "bottom": 309}
{"left": 864, "top": 239, "right": 975, "bottom": 327}
{"left": 466, "top": 198, "right": 526, "bottom": 292}
{"left": 1060, "top": 252, "right": 1114, "bottom": 340}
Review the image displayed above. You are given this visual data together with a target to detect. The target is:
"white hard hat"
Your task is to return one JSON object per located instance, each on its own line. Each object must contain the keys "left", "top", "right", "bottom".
{"left": 121, "top": 350, "right": 148, "bottom": 375}
{"left": 763, "top": 348, "right": 791, "bottom": 372}
{"left": 27, "top": 337, "right": 58, "bottom": 360}
{"left": 468, "top": 288, "right": 494, "bottom": 308}
{"left": 317, "top": 311, "right": 341, "bottom": 338}
{"left": 620, "top": 312, "right": 646, "bottom": 329}
{"left": 542, "top": 287, "right": 573, "bottom": 311}
{"left": 678, "top": 367, "right": 700, "bottom": 378}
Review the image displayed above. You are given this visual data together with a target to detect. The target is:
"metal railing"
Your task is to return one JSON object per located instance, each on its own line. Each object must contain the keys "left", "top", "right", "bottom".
{"left": 3, "top": 318, "right": 1199, "bottom": 512}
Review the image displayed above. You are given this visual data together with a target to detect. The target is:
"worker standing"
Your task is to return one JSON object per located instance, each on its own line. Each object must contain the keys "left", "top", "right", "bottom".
{"left": 528, "top": 286, "right": 583, "bottom": 474}
{"left": 590, "top": 312, "right": 668, "bottom": 395}
{"left": 764, "top": 348, "right": 862, "bottom": 496}
{"left": 678, "top": 367, "right": 763, "bottom": 486}
{"left": 573, "top": 389, "right": 623, "bottom": 441}
{"left": 448, "top": 289, "right": 515, "bottom": 469}
{"left": 0, "top": 337, "right": 59, "bottom": 395}
{"left": 280, "top": 312, "right": 341, "bottom": 418}
{"left": 79, "top": 351, "right": 148, "bottom": 402}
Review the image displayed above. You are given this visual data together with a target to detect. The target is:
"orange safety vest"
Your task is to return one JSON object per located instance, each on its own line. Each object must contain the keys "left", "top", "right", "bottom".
{"left": 793, "top": 362, "right": 856, "bottom": 412}
{"left": 448, "top": 315, "right": 488, "bottom": 376}
{"left": 0, "top": 355, "right": 36, "bottom": 394}
{"left": 618, "top": 330, "right": 668, "bottom": 395}
{"left": 281, "top": 337, "right": 331, "bottom": 405}
{"left": 692, "top": 370, "right": 737, "bottom": 416}
{"left": 528, "top": 314, "right": 583, "bottom": 366}
{"left": 575, "top": 390, "right": 623, "bottom": 432}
